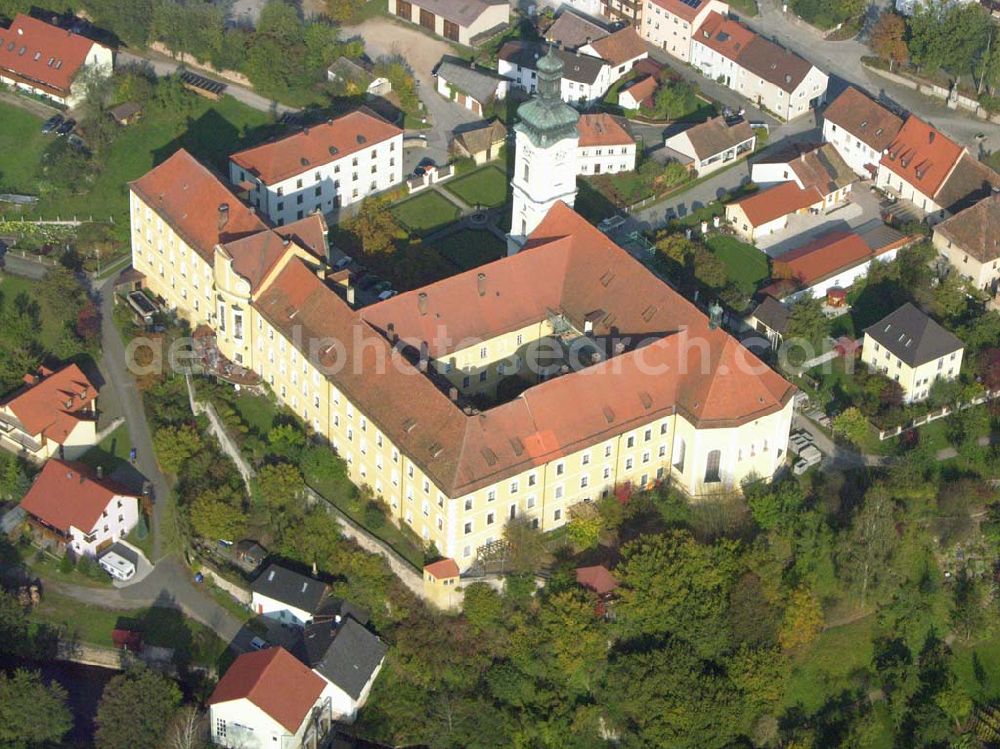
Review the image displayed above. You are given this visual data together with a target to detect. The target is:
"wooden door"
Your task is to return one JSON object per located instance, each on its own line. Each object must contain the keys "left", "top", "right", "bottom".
{"left": 419, "top": 8, "right": 435, "bottom": 30}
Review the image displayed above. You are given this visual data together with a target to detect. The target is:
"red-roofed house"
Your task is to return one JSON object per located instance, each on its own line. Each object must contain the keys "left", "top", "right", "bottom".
{"left": 617, "top": 74, "right": 657, "bottom": 110}
{"left": 641, "top": 0, "right": 730, "bottom": 61}
{"left": 576, "top": 113, "right": 637, "bottom": 175}
{"left": 229, "top": 109, "right": 403, "bottom": 225}
{"left": 20, "top": 459, "right": 139, "bottom": 557}
{"left": 725, "top": 181, "right": 824, "bottom": 242}
{"left": 0, "top": 14, "right": 112, "bottom": 106}
{"left": 876, "top": 115, "right": 965, "bottom": 219}
{"left": 208, "top": 646, "right": 334, "bottom": 748}
{"left": 423, "top": 558, "right": 462, "bottom": 609}
{"left": 0, "top": 364, "right": 98, "bottom": 461}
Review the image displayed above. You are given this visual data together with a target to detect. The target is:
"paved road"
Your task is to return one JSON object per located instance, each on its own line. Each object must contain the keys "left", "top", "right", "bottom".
{"left": 117, "top": 50, "right": 295, "bottom": 117}
{"left": 341, "top": 17, "right": 481, "bottom": 164}
{"left": 95, "top": 276, "right": 172, "bottom": 560}
{"left": 744, "top": 0, "right": 1000, "bottom": 152}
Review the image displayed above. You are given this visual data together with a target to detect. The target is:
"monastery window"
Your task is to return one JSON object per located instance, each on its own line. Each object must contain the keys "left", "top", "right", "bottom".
{"left": 659, "top": 445, "right": 666, "bottom": 458}
{"left": 625, "top": 458, "right": 633, "bottom": 470}
{"left": 510, "top": 480, "right": 518, "bottom": 494}
{"left": 554, "top": 509, "right": 562, "bottom": 521}
{"left": 555, "top": 485, "right": 563, "bottom": 499}
{"left": 642, "top": 451, "right": 650, "bottom": 464}
{"left": 438, "top": 518, "right": 444, "bottom": 531}
{"left": 422, "top": 501, "right": 429, "bottom": 517}
{"left": 487, "top": 512, "right": 495, "bottom": 525}
{"left": 423, "top": 479, "right": 430, "bottom": 493}
{"left": 465, "top": 499, "right": 473, "bottom": 511}
{"left": 605, "top": 445, "right": 613, "bottom": 458}
{"left": 580, "top": 476, "right": 589, "bottom": 488}
{"left": 626, "top": 435, "right": 635, "bottom": 449}
{"left": 603, "top": 467, "right": 611, "bottom": 480}
{"left": 556, "top": 462, "right": 565, "bottom": 476}
{"left": 581, "top": 453, "right": 590, "bottom": 466}
{"left": 528, "top": 473, "right": 536, "bottom": 487}
{"left": 487, "top": 489, "right": 496, "bottom": 501}
{"left": 527, "top": 496, "right": 535, "bottom": 509}
{"left": 644, "top": 429, "right": 652, "bottom": 442}
{"left": 407, "top": 464, "right": 414, "bottom": 478}
{"left": 704, "top": 450, "right": 721, "bottom": 484}
{"left": 438, "top": 494, "right": 445, "bottom": 508}
{"left": 464, "top": 522, "right": 472, "bottom": 535}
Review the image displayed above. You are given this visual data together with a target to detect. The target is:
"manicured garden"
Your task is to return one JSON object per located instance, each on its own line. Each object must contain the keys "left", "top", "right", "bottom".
{"left": 430, "top": 228, "right": 507, "bottom": 271}
{"left": 704, "top": 234, "right": 769, "bottom": 288}
{"left": 390, "top": 190, "right": 462, "bottom": 236}
{"left": 444, "top": 165, "right": 510, "bottom": 208}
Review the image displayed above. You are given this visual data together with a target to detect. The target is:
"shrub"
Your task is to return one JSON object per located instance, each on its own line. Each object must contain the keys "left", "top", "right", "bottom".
{"left": 363, "top": 501, "right": 387, "bottom": 529}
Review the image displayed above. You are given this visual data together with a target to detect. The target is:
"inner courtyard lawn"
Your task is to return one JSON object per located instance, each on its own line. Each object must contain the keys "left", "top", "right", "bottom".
{"left": 444, "top": 165, "right": 510, "bottom": 208}
{"left": 390, "top": 190, "right": 461, "bottom": 235}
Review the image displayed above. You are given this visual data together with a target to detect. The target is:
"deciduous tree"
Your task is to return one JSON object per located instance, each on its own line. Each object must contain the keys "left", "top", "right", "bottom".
{"left": 870, "top": 12, "right": 909, "bottom": 70}
{"left": 188, "top": 485, "right": 245, "bottom": 541}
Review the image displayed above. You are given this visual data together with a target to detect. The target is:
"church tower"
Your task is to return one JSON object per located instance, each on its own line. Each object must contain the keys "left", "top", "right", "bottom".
{"left": 508, "top": 46, "right": 580, "bottom": 253}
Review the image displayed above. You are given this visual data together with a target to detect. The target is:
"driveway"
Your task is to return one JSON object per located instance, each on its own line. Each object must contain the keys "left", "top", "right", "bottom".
{"left": 341, "top": 17, "right": 481, "bottom": 164}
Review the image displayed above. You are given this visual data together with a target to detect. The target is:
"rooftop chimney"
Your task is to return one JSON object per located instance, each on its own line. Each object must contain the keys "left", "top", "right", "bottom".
{"left": 387, "top": 322, "right": 397, "bottom": 343}
{"left": 347, "top": 285, "right": 356, "bottom": 306}
{"left": 449, "top": 386, "right": 459, "bottom": 401}
{"left": 613, "top": 341, "right": 625, "bottom": 355}
{"left": 477, "top": 272, "right": 486, "bottom": 297}
{"left": 218, "top": 203, "right": 230, "bottom": 231}
{"left": 96, "top": 465, "right": 103, "bottom": 479}
{"left": 418, "top": 292, "right": 428, "bottom": 315}
{"left": 929, "top": 130, "right": 935, "bottom": 143}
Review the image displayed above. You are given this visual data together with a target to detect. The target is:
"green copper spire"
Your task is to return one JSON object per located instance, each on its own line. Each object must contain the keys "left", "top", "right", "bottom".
{"left": 514, "top": 44, "right": 580, "bottom": 148}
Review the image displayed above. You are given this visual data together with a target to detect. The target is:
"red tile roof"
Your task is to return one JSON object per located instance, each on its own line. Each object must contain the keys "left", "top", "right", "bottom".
{"left": 588, "top": 27, "right": 647, "bottom": 66}
{"left": 731, "top": 181, "right": 823, "bottom": 226}
{"left": 577, "top": 113, "right": 635, "bottom": 147}
{"left": 208, "top": 647, "right": 326, "bottom": 734}
{"left": 129, "top": 149, "right": 267, "bottom": 263}
{"left": 220, "top": 214, "right": 327, "bottom": 294}
{"left": 253, "top": 202, "right": 794, "bottom": 497}
{"left": 619, "top": 76, "right": 657, "bottom": 107}
{"left": 934, "top": 193, "right": 1000, "bottom": 263}
{"left": 694, "top": 12, "right": 754, "bottom": 60}
{"left": 20, "top": 460, "right": 133, "bottom": 534}
{"left": 0, "top": 363, "right": 96, "bottom": 443}
{"left": 424, "top": 558, "right": 460, "bottom": 579}
{"left": 880, "top": 115, "right": 965, "bottom": 200}
{"left": 772, "top": 230, "right": 872, "bottom": 287}
{"left": 230, "top": 110, "right": 402, "bottom": 186}
{"left": 576, "top": 564, "right": 618, "bottom": 595}
{"left": 649, "top": 0, "right": 712, "bottom": 22}
{"left": 0, "top": 15, "right": 99, "bottom": 97}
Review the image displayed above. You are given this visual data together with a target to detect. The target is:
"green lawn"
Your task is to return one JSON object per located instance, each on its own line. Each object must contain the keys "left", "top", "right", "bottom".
{"left": 704, "top": 234, "right": 769, "bottom": 287}
{"left": 0, "top": 95, "right": 277, "bottom": 234}
{"left": 79, "top": 422, "right": 132, "bottom": 477}
{"left": 431, "top": 228, "right": 507, "bottom": 271}
{"left": 391, "top": 191, "right": 461, "bottom": 235}
{"left": 444, "top": 165, "right": 510, "bottom": 208}
{"left": 783, "top": 615, "right": 875, "bottom": 712}
{"left": 0, "top": 104, "right": 49, "bottom": 194}
{"left": 234, "top": 392, "right": 278, "bottom": 436}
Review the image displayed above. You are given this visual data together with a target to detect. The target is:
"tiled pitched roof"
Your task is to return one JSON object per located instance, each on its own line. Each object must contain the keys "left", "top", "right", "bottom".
{"left": 694, "top": 12, "right": 754, "bottom": 60}
{"left": 588, "top": 27, "right": 647, "bottom": 66}
{"left": 864, "top": 302, "right": 963, "bottom": 367}
{"left": 933, "top": 154, "right": 1000, "bottom": 215}
{"left": 406, "top": 0, "right": 506, "bottom": 26}
{"left": 620, "top": 76, "right": 657, "bottom": 106}
{"left": 772, "top": 230, "right": 872, "bottom": 288}
{"left": 545, "top": 9, "right": 610, "bottom": 49}
{"left": 251, "top": 564, "right": 328, "bottom": 614}
{"left": 230, "top": 110, "right": 402, "bottom": 186}
{"left": 577, "top": 113, "right": 634, "bottom": 147}
{"left": 436, "top": 57, "right": 508, "bottom": 103}
{"left": 221, "top": 214, "right": 327, "bottom": 294}
{"left": 498, "top": 41, "right": 606, "bottom": 85}
{"left": 0, "top": 14, "right": 98, "bottom": 96}
{"left": 453, "top": 119, "right": 508, "bottom": 155}
{"left": 680, "top": 116, "right": 754, "bottom": 160}
{"left": 736, "top": 34, "right": 814, "bottom": 93}
{"left": 20, "top": 459, "right": 132, "bottom": 534}
{"left": 649, "top": 0, "right": 711, "bottom": 22}
{"left": 425, "top": 558, "right": 460, "bottom": 578}
{"left": 880, "top": 115, "right": 965, "bottom": 200}
{"left": 253, "top": 203, "right": 794, "bottom": 498}
{"left": 934, "top": 193, "right": 1000, "bottom": 264}
{"left": 731, "top": 181, "right": 823, "bottom": 226}
{"left": 129, "top": 149, "right": 267, "bottom": 263}
{"left": 576, "top": 564, "right": 618, "bottom": 595}
{"left": 822, "top": 86, "right": 903, "bottom": 153}
{"left": 787, "top": 143, "right": 855, "bottom": 196}
{"left": 751, "top": 295, "right": 791, "bottom": 335}
{"left": 0, "top": 363, "right": 96, "bottom": 442}
{"left": 208, "top": 647, "right": 326, "bottom": 734}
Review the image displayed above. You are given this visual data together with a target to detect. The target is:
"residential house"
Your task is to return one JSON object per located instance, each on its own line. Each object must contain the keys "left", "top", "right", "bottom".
{"left": 746, "top": 295, "right": 791, "bottom": 349}
{"left": 20, "top": 459, "right": 139, "bottom": 558}
{"left": 618, "top": 75, "right": 658, "bottom": 110}
{"left": 691, "top": 12, "right": 828, "bottom": 121}
{"left": 724, "top": 181, "right": 824, "bottom": 242}
{"left": 130, "top": 143, "right": 797, "bottom": 570}
{"left": 821, "top": 86, "right": 903, "bottom": 179}
{"left": 0, "top": 364, "right": 98, "bottom": 462}
{"left": 435, "top": 57, "right": 509, "bottom": 117}
{"left": 544, "top": 9, "right": 612, "bottom": 49}
{"left": 861, "top": 302, "right": 964, "bottom": 403}
{"left": 932, "top": 193, "right": 1000, "bottom": 295}
{"left": 452, "top": 119, "right": 508, "bottom": 164}
{"left": 664, "top": 115, "right": 756, "bottom": 176}
{"left": 423, "top": 558, "right": 462, "bottom": 610}
{"left": 761, "top": 224, "right": 911, "bottom": 303}
{"left": 228, "top": 109, "right": 403, "bottom": 225}
{"left": 208, "top": 647, "right": 334, "bottom": 749}
{"left": 250, "top": 563, "right": 328, "bottom": 627}
{"left": 750, "top": 142, "right": 855, "bottom": 210}
{"left": 0, "top": 14, "right": 112, "bottom": 106}
{"left": 387, "top": 0, "right": 510, "bottom": 45}
{"left": 579, "top": 27, "right": 649, "bottom": 80}
{"left": 499, "top": 41, "right": 611, "bottom": 105}
{"left": 875, "top": 115, "right": 964, "bottom": 220}
{"left": 576, "top": 113, "right": 637, "bottom": 175}
{"left": 641, "top": 0, "right": 730, "bottom": 61}
{"left": 292, "top": 614, "right": 388, "bottom": 721}
{"left": 326, "top": 56, "right": 391, "bottom": 97}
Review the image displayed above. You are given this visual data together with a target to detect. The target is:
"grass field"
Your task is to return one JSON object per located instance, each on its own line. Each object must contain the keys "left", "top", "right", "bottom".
{"left": 444, "top": 165, "right": 510, "bottom": 208}
{"left": 79, "top": 423, "right": 132, "bottom": 476}
{"left": 0, "top": 273, "right": 73, "bottom": 353}
{"left": 704, "top": 234, "right": 769, "bottom": 287}
{"left": 391, "top": 190, "right": 461, "bottom": 235}
{"left": 0, "top": 104, "right": 49, "bottom": 194}
{"left": 431, "top": 228, "right": 506, "bottom": 271}
{"left": 0, "top": 96, "right": 276, "bottom": 232}
{"left": 783, "top": 615, "right": 875, "bottom": 712}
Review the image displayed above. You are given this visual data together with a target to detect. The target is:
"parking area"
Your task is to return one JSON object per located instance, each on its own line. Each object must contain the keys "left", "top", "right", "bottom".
{"left": 756, "top": 183, "right": 883, "bottom": 257}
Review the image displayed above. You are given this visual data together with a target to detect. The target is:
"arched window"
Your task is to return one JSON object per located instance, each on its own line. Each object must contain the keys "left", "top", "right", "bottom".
{"left": 704, "top": 450, "right": 721, "bottom": 484}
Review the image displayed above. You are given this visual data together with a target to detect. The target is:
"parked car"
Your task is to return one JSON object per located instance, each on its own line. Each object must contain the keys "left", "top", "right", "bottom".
{"left": 378, "top": 289, "right": 398, "bottom": 301}
{"left": 249, "top": 636, "right": 269, "bottom": 651}
{"left": 418, "top": 157, "right": 436, "bottom": 168}
{"left": 333, "top": 255, "right": 352, "bottom": 271}
{"left": 372, "top": 280, "right": 393, "bottom": 294}
{"left": 56, "top": 118, "right": 76, "bottom": 136}
{"left": 358, "top": 275, "right": 382, "bottom": 291}
{"left": 413, "top": 166, "right": 426, "bottom": 177}
{"left": 41, "top": 114, "right": 64, "bottom": 134}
